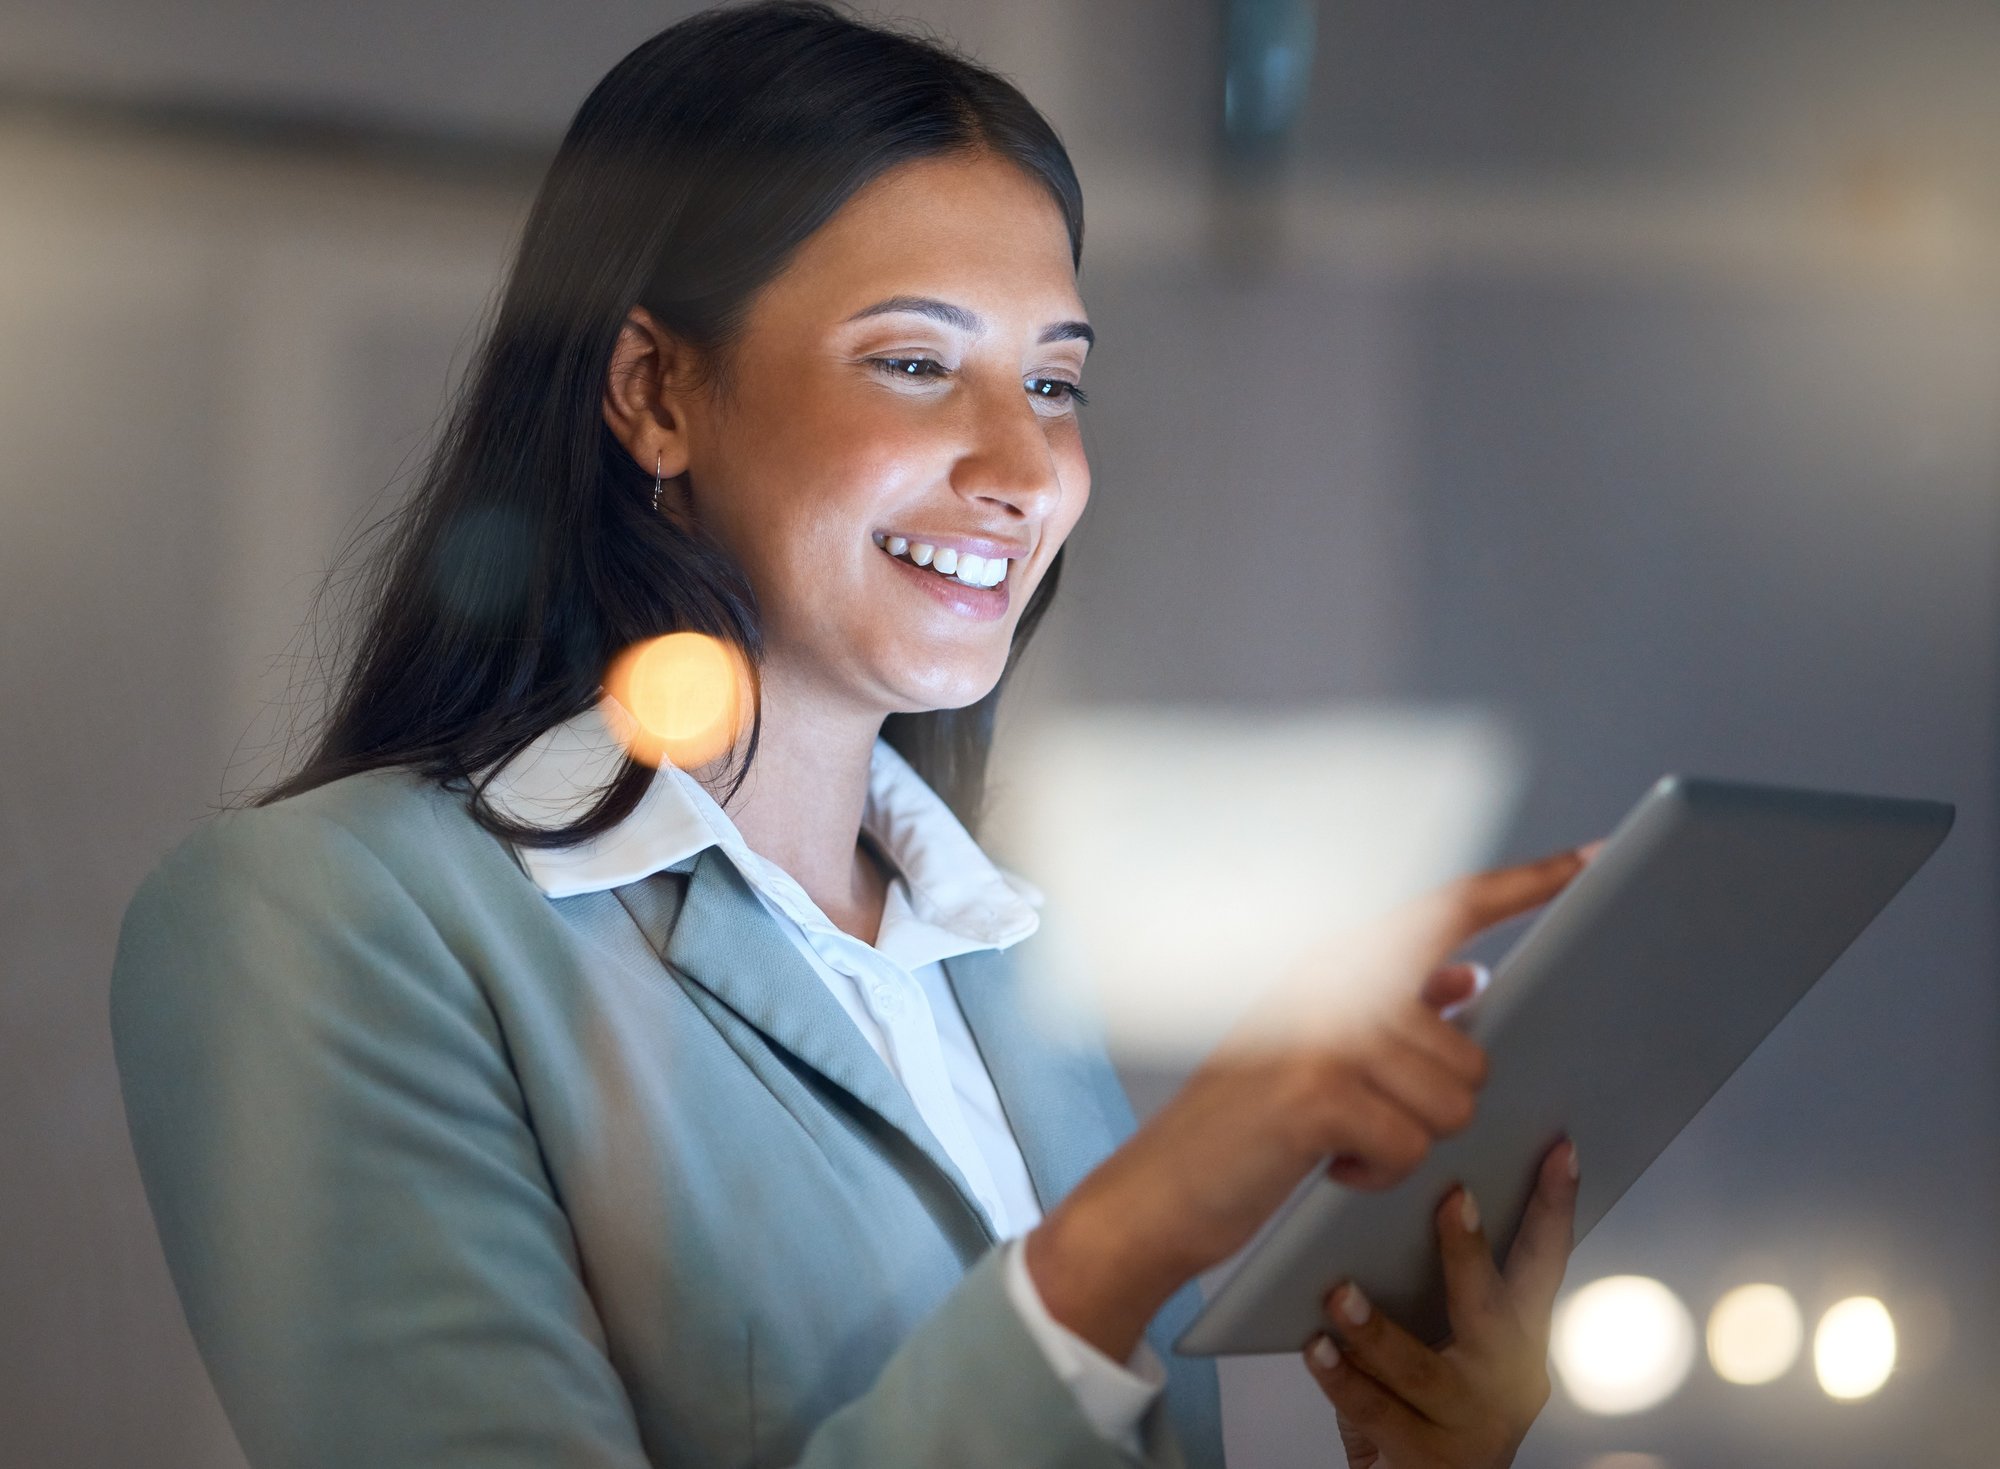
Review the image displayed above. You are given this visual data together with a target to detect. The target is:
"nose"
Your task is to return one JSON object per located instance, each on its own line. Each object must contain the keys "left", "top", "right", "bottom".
{"left": 949, "top": 382, "right": 1066, "bottom": 523}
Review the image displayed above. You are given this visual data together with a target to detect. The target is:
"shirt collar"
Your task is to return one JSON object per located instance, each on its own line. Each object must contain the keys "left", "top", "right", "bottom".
{"left": 479, "top": 699, "right": 1041, "bottom": 956}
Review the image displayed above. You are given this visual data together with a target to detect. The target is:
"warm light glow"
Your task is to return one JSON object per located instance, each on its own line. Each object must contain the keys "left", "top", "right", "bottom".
{"left": 985, "top": 705, "right": 1525, "bottom": 1058}
{"left": 1551, "top": 1276, "right": 1696, "bottom": 1415}
{"left": 1814, "top": 1297, "right": 1896, "bottom": 1400}
{"left": 604, "top": 633, "right": 748, "bottom": 770}
{"left": 1707, "top": 1283, "right": 1803, "bottom": 1385}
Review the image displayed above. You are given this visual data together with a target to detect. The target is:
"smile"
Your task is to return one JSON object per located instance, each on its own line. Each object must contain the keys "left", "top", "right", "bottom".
{"left": 872, "top": 532, "right": 1010, "bottom": 588}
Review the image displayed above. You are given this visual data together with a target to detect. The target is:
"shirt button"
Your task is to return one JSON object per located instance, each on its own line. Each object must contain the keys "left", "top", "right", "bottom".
{"left": 870, "top": 985, "right": 904, "bottom": 1019}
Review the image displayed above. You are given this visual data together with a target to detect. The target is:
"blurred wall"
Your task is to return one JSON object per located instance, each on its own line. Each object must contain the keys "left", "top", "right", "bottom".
{"left": 2, "top": 3, "right": 1996, "bottom": 1467}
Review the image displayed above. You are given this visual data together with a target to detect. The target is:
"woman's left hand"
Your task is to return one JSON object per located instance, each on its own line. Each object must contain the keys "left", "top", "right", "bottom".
{"left": 1303, "top": 1137, "right": 1580, "bottom": 1469}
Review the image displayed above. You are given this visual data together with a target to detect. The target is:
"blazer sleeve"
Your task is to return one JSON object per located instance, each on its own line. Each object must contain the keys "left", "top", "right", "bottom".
{"left": 111, "top": 805, "right": 1168, "bottom": 1469}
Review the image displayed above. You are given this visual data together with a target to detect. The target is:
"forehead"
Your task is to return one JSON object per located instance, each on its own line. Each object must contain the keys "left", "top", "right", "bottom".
{"left": 752, "top": 151, "right": 1084, "bottom": 331}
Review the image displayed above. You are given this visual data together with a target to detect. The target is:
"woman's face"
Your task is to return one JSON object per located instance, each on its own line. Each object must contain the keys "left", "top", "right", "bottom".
{"left": 669, "top": 151, "right": 1093, "bottom": 719}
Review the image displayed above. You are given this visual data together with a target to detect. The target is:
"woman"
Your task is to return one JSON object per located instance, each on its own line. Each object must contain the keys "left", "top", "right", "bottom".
{"left": 111, "top": 5, "right": 1589, "bottom": 1467}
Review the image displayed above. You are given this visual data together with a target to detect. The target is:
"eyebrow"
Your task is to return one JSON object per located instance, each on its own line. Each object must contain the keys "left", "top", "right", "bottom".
{"left": 844, "top": 294, "right": 1095, "bottom": 348}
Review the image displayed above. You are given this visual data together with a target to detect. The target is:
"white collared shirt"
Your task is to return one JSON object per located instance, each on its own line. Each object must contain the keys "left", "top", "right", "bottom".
{"left": 482, "top": 701, "right": 1163, "bottom": 1450}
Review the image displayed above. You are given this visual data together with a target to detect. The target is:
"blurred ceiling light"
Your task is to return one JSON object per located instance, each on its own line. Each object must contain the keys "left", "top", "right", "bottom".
{"left": 1551, "top": 1276, "right": 1697, "bottom": 1416}
{"left": 1814, "top": 1296, "right": 1896, "bottom": 1401}
{"left": 604, "top": 632, "right": 747, "bottom": 770}
{"left": 1835, "top": 154, "right": 1969, "bottom": 277}
{"left": 1221, "top": 0, "right": 1316, "bottom": 160}
{"left": 1706, "top": 1282, "right": 1803, "bottom": 1386}
{"left": 989, "top": 704, "right": 1522, "bottom": 1058}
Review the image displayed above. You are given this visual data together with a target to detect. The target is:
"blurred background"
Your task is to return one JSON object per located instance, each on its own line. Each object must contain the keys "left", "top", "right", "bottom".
{"left": 2, "top": 2, "right": 1994, "bottom": 1466}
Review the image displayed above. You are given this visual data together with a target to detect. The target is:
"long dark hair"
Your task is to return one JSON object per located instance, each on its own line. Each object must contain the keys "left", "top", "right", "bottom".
{"left": 259, "top": 1, "right": 1083, "bottom": 845}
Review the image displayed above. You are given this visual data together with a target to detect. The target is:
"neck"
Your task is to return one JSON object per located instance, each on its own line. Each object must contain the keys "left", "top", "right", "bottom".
{"left": 697, "top": 665, "right": 889, "bottom": 944}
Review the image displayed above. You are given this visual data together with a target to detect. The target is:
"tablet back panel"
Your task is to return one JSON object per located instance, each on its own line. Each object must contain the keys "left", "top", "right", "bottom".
{"left": 1176, "top": 775, "right": 1954, "bottom": 1355}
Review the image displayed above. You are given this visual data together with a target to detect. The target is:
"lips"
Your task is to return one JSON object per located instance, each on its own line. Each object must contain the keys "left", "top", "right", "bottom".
{"left": 875, "top": 534, "right": 1012, "bottom": 621}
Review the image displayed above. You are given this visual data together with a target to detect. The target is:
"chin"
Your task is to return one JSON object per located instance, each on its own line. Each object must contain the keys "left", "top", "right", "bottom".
{"left": 880, "top": 654, "right": 1008, "bottom": 715}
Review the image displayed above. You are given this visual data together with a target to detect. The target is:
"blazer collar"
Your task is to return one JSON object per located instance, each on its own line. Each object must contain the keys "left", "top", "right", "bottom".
{"left": 481, "top": 699, "right": 1040, "bottom": 957}
{"left": 499, "top": 700, "right": 1081, "bottom": 1236}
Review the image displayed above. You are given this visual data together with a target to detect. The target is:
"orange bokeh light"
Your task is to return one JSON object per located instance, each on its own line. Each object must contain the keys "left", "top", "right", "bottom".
{"left": 603, "top": 632, "right": 750, "bottom": 770}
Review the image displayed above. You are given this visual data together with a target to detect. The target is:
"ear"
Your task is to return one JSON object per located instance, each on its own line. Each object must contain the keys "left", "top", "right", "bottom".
{"left": 602, "top": 305, "right": 699, "bottom": 481}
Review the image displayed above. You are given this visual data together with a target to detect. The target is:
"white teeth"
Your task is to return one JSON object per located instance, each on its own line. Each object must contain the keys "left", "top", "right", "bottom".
{"left": 878, "top": 535, "right": 1011, "bottom": 588}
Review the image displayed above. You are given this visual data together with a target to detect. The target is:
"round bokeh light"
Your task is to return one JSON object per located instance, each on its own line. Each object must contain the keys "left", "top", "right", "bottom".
{"left": 1707, "top": 1282, "right": 1804, "bottom": 1386}
{"left": 604, "top": 632, "right": 748, "bottom": 770}
{"left": 1551, "top": 1275, "right": 1696, "bottom": 1415}
{"left": 1814, "top": 1296, "right": 1896, "bottom": 1401}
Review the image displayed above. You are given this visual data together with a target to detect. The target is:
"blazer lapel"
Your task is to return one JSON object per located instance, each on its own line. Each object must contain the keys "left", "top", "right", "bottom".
{"left": 616, "top": 848, "right": 996, "bottom": 1244}
{"left": 940, "top": 946, "right": 1128, "bottom": 1213}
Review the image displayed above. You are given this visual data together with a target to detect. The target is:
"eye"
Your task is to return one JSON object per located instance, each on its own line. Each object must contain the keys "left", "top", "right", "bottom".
{"left": 1026, "top": 377, "right": 1088, "bottom": 409}
{"left": 872, "top": 356, "right": 950, "bottom": 382}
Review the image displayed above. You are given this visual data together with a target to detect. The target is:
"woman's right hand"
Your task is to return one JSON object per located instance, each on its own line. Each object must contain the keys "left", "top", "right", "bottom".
{"left": 1022, "top": 844, "right": 1597, "bottom": 1361}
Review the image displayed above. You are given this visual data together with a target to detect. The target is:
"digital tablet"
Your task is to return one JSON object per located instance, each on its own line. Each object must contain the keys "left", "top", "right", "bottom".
{"left": 1174, "top": 774, "right": 1954, "bottom": 1356}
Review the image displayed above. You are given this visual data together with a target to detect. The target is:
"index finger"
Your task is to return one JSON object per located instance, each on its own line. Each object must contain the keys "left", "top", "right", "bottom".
{"left": 1399, "top": 845, "right": 1595, "bottom": 967}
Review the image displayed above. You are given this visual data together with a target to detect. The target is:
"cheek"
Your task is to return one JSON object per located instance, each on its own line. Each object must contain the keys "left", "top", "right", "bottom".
{"left": 1044, "top": 435, "right": 1092, "bottom": 550}
{"left": 741, "top": 383, "right": 941, "bottom": 533}
{"left": 715, "top": 412, "right": 960, "bottom": 666}
{"left": 817, "top": 384, "right": 962, "bottom": 504}
{"left": 697, "top": 403, "right": 885, "bottom": 573}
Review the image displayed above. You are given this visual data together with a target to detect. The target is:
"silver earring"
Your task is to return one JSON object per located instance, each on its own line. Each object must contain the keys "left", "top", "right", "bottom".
{"left": 652, "top": 453, "right": 663, "bottom": 513}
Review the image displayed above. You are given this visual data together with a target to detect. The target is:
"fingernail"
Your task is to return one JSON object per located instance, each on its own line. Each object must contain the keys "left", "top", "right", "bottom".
{"left": 1468, "top": 962, "right": 1492, "bottom": 995}
{"left": 1340, "top": 1285, "right": 1372, "bottom": 1326}
{"left": 1310, "top": 1334, "right": 1341, "bottom": 1371}
{"left": 1577, "top": 839, "right": 1606, "bottom": 863}
{"left": 1566, "top": 1141, "right": 1581, "bottom": 1180}
{"left": 1458, "top": 1187, "right": 1481, "bottom": 1232}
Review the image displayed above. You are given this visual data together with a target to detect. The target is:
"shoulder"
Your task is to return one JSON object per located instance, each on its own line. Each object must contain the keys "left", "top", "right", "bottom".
{"left": 135, "top": 767, "right": 526, "bottom": 917}
{"left": 112, "top": 768, "right": 542, "bottom": 1016}
{"left": 181, "top": 766, "right": 502, "bottom": 876}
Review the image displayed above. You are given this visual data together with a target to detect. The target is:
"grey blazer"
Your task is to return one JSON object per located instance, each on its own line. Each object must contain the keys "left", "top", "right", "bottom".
{"left": 110, "top": 768, "right": 1225, "bottom": 1469}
